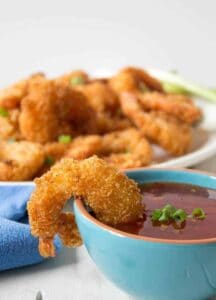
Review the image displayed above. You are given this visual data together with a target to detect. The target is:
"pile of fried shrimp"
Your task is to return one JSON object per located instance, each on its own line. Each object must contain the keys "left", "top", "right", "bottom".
{"left": 0, "top": 67, "right": 202, "bottom": 181}
{"left": 27, "top": 156, "right": 144, "bottom": 257}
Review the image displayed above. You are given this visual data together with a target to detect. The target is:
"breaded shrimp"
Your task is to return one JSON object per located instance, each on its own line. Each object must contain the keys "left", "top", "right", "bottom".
{"left": 19, "top": 79, "right": 59, "bottom": 143}
{"left": 35, "top": 142, "right": 70, "bottom": 177}
{"left": 0, "top": 109, "right": 21, "bottom": 141}
{"left": 66, "top": 135, "right": 102, "bottom": 160}
{"left": 27, "top": 156, "right": 143, "bottom": 257}
{"left": 0, "top": 141, "right": 45, "bottom": 181}
{"left": 109, "top": 67, "right": 163, "bottom": 95}
{"left": 55, "top": 70, "right": 89, "bottom": 86}
{"left": 0, "top": 73, "right": 45, "bottom": 109}
{"left": 95, "top": 113, "right": 131, "bottom": 134}
{"left": 101, "top": 128, "right": 152, "bottom": 169}
{"left": 19, "top": 79, "right": 96, "bottom": 143}
{"left": 66, "top": 128, "right": 152, "bottom": 169}
{"left": 43, "top": 142, "right": 69, "bottom": 162}
{"left": 137, "top": 92, "right": 202, "bottom": 125}
{"left": 120, "top": 93, "right": 192, "bottom": 156}
{"left": 76, "top": 81, "right": 119, "bottom": 114}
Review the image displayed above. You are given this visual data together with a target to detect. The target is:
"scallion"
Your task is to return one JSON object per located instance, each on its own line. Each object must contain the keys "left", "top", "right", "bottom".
{"left": 58, "top": 135, "right": 72, "bottom": 144}
{"left": 192, "top": 208, "right": 206, "bottom": 220}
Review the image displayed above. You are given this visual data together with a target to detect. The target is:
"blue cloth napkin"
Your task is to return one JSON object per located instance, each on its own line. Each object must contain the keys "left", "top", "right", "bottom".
{"left": 0, "top": 183, "right": 61, "bottom": 271}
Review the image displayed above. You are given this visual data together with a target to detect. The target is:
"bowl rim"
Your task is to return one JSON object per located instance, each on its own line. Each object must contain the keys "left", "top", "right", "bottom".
{"left": 74, "top": 167, "right": 216, "bottom": 245}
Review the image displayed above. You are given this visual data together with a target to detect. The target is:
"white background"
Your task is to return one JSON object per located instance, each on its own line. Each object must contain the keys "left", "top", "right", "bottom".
{"left": 0, "top": 0, "right": 215, "bottom": 299}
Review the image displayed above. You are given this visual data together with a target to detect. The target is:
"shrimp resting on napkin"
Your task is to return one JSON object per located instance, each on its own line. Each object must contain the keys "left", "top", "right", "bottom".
{"left": 27, "top": 156, "right": 143, "bottom": 257}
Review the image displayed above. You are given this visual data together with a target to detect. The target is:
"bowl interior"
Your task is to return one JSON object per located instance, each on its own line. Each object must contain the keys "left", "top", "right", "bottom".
{"left": 74, "top": 168, "right": 216, "bottom": 244}
{"left": 125, "top": 168, "right": 216, "bottom": 189}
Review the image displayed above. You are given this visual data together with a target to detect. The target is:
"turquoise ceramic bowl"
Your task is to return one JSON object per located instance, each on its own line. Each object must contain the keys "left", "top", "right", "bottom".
{"left": 74, "top": 169, "right": 216, "bottom": 300}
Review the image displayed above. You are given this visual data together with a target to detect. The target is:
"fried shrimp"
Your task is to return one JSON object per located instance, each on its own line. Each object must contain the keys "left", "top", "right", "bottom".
{"left": 75, "top": 81, "right": 131, "bottom": 134}
{"left": 94, "top": 113, "right": 131, "bottom": 134}
{"left": 137, "top": 92, "right": 202, "bottom": 125}
{"left": 19, "top": 79, "right": 60, "bottom": 143}
{"left": 43, "top": 142, "right": 69, "bottom": 162}
{"left": 120, "top": 93, "right": 192, "bottom": 156}
{"left": 19, "top": 79, "right": 96, "bottom": 143}
{"left": 66, "top": 128, "right": 152, "bottom": 168}
{"left": 66, "top": 135, "right": 102, "bottom": 160}
{"left": 101, "top": 128, "right": 152, "bottom": 169}
{"left": 0, "top": 141, "right": 45, "bottom": 181}
{"left": 56, "top": 70, "right": 89, "bottom": 86}
{"left": 76, "top": 81, "right": 119, "bottom": 114}
{"left": 109, "top": 67, "right": 163, "bottom": 95}
{"left": 27, "top": 156, "right": 142, "bottom": 257}
{"left": 0, "top": 73, "right": 45, "bottom": 109}
{"left": 0, "top": 109, "right": 21, "bottom": 141}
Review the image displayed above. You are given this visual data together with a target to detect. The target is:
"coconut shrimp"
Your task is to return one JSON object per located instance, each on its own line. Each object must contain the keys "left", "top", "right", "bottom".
{"left": 120, "top": 93, "right": 192, "bottom": 156}
{"left": 109, "top": 67, "right": 163, "bottom": 95}
{"left": 0, "top": 141, "right": 45, "bottom": 181}
{"left": 137, "top": 92, "right": 202, "bottom": 125}
{"left": 27, "top": 156, "right": 143, "bottom": 257}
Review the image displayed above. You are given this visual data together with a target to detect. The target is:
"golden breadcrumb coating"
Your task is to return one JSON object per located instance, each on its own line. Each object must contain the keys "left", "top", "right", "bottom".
{"left": 137, "top": 92, "right": 202, "bottom": 125}
{"left": 120, "top": 93, "right": 192, "bottom": 156}
{"left": 109, "top": 66, "right": 163, "bottom": 94}
{"left": 19, "top": 79, "right": 96, "bottom": 143}
{"left": 66, "top": 135, "right": 102, "bottom": 160}
{"left": 0, "top": 109, "right": 21, "bottom": 141}
{"left": 55, "top": 70, "right": 89, "bottom": 86}
{"left": 76, "top": 81, "right": 119, "bottom": 114}
{"left": 0, "top": 141, "right": 45, "bottom": 181}
{"left": 27, "top": 156, "right": 142, "bottom": 256}
{"left": 43, "top": 142, "right": 68, "bottom": 161}
{"left": 101, "top": 128, "right": 152, "bottom": 168}
{"left": 65, "top": 128, "right": 152, "bottom": 169}
{"left": 0, "top": 73, "right": 45, "bottom": 109}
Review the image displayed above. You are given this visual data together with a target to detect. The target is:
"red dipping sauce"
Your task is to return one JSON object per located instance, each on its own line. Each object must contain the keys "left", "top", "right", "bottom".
{"left": 115, "top": 182, "right": 216, "bottom": 240}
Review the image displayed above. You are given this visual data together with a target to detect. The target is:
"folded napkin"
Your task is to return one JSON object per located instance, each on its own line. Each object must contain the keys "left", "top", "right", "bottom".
{"left": 0, "top": 183, "right": 61, "bottom": 271}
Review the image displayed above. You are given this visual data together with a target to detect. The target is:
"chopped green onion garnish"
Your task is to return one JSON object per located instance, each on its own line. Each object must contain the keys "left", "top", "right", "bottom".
{"left": 192, "top": 208, "right": 206, "bottom": 220}
{"left": 0, "top": 107, "right": 9, "bottom": 117}
{"left": 151, "top": 209, "right": 162, "bottom": 221}
{"left": 58, "top": 134, "right": 72, "bottom": 144}
{"left": 162, "top": 204, "right": 176, "bottom": 217}
{"left": 70, "top": 76, "right": 86, "bottom": 86}
{"left": 158, "top": 211, "right": 169, "bottom": 223}
{"left": 151, "top": 203, "right": 206, "bottom": 225}
{"left": 173, "top": 209, "right": 187, "bottom": 223}
{"left": 45, "top": 156, "right": 55, "bottom": 166}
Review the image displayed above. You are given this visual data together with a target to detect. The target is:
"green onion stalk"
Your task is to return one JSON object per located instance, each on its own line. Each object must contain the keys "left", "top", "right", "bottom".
{"left": 149, "top": 69, "right": 216, "bottom": 104}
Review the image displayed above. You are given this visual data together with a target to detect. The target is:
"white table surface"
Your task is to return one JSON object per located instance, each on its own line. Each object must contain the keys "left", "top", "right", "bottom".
{"left": 0, "top": 0, "right": 216, "bottom": 299}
